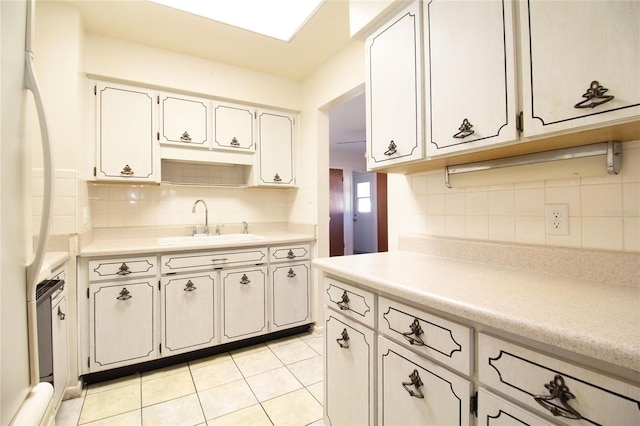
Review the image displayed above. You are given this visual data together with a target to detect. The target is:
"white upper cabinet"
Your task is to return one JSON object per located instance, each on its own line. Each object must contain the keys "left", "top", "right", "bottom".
{"left": 366, "top": 0, "right": 423, "bottom": 169}
{"left": 95, "top": 81, "right": 158, "bottom": 182}
{"left": 520, "top": 1, "right": 640, "bottom": 137}
{"left": 212, "top": 101, "right": 255, "bottom": 151}
{"left": 159, "top": 93, "right": 210, "bottom": 148}
{"left": 256, "top": 109, "right": 295, "bottom": 186}
{"left": 425, "top": 0, "right": 518, "bottom": 156}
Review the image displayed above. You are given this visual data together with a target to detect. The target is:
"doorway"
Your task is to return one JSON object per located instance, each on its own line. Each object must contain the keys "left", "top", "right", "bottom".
{"left": 329, "top": 168, "right": 345, "bottom": 256}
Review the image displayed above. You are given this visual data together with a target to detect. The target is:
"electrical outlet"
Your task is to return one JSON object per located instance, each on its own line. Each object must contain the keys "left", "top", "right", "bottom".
{"left": 545, "top": 203, "right": 569, "bottom": 235}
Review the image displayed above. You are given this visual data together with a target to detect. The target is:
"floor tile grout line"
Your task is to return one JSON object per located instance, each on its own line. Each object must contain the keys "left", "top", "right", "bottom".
{"left": 224, "top": 353, "right": 276, "bottom": 425}
{"left": 187, "top": 353, "right": 225, "bottom": 425}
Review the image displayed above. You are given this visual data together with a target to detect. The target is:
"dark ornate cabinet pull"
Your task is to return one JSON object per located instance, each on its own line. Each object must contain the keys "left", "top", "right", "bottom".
{"left": 286, "top": 249, "right": 296, "bottom": 259}
{"left": 402, "top": 369, "right": 425, "bottom": 399}
{"left": 453, "top": 118, "right": 474, "bottom": 139}
{"left": 116, "top": 287, "right": 132, "bottom": 300}
{"left": 574, "top": 81, "right": 614, "bottom": 109}
{"left": 534, "top": 375, "right": 583, "bottom": 420}
{"left": 180, "top": 131, "right": 192, "bottom": 141}
{"left": 287, "top": 268, "right": 296, "bottom": 278}
{"left": 230, "top": 137, "right": 240, "bottom": 146}
{"left": 402, "top": 318, "right": 426, "bottom": 346}
{"left": 336, "top": 328, "right": 350, "bottom": 348}
{"left": 183, "top": 280, "right": 197, "bottom": 292}
{"left": 116, "top": 262, "right": 131, "bottom": 275}
{"left": 57, "top": 306, "right": 66, "bottom": 320}
{"left": 273, "top": 173, "right": 282, "bottom": 182}
{"left": 120, "top": 165, "right": 134, "bottom": 176}
{"left": 239, "top": 274, "right": 251, "bottom": 285}
{"left": 336, "top": 290, "right": 350, "bottom": 310}
{"left": 384, "top": 140, "right": 397, "bottom": 156}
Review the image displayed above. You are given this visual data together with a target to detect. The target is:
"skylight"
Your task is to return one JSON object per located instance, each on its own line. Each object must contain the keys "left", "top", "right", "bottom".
{"left": 148, "top": 0, "right": 325, "bottom": 42}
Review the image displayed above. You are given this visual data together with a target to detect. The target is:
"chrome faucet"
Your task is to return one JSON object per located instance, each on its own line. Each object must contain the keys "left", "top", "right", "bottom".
{"left": 242, "top": 221, "right": 248, "bottom": 234}
{"left": 192, "top": 199, "right": 209, "bottom": 235}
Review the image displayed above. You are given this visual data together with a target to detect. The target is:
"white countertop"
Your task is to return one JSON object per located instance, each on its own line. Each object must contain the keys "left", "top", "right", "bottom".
{"left": 313, "top": 251, "right": 640, "bottom": 373}
{"left": 38, "top": 251, "right": 70, "bottom": 282}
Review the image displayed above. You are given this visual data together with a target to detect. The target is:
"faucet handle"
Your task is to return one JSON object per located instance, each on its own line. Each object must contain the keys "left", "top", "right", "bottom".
{"left": 215, "top": 224, "right": 225, "bottom": 235}
{"left": 242, "top": 221, "right": 248, "bottom": 234}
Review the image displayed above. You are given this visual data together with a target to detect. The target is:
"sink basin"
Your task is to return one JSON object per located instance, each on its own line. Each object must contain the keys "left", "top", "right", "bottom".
{"left": 156, "top": 234, "right": 265, "bottom": 246}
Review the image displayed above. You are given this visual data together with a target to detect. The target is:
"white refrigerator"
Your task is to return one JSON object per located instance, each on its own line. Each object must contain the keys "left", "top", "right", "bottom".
{"left": 1, "top": 0, "right": 54, "bottom": 424}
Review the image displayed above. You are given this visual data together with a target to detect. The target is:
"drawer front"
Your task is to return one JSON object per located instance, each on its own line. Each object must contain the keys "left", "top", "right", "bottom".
{"left": 161, "top": 247, "right": 267, "bottom": 273}
{"left": 324, "top": 277, "right": 376, "bottom": 328}
{"left": 378, "top": 296, "right": 473, "bottom": 376}
{"left": 477, "top": 388, "right": 555, "bottom": 426}
{"left": 378, "top": 337, "right": 473, "bottom": 426}
{"left": 478, "top": 333, "right": 640, "bottom": 426}
{"left": 269, "top": 244, "right": 310, "bottom": 262}
{"left": 89, "top": 256, "right": 157, "bottom": 281}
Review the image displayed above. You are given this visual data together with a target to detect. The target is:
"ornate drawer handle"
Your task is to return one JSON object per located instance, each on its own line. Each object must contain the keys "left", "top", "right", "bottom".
{"left": 287, "top": 268, "right": 296, "bottom": 278}
{"left": 240, "top": 274, "right": 251, "bottom": 285}
{"left": 286, "top": 249, "right": 296, "bottom": 259}
{"left": 402, "top": 369, "right": 425, "bottom": 399}
{"left": 211, "top": 258, "right": 229, "bottom": 263}
{"left": 116, "top": 287, "right": 132, "bottom": 300}
{"left": 336, "top": 290, "right": 350, "bottom": 310}
{"left": 273, "top": 173, "right": 282, "bottom": 182}
{"left": 57, "top": 306, "right": 66, "bottom": 320}
{"left": 453, "top": 118, "right": 474, "bottom": 139}
{"left": 336, "top": 328, "right": 350, "bottom": 348}
{"left": 402, "top": 318, "right": 425, "bottom": 346}
{"left": 116, "top": 263, "right": 131, "bottom": 275}
{"left": 574, "top": 80, "right": 614, "bottom": 109}
{"left": 180, "top": 131, "right": 192, "bottom": 141}
{"left": 184, "top": 280, "right": 197, "bottom": 292}
{"left": 534, "top": 375, "right": 583, "bottom": 420}
{"left": 230, "top": 137, "right": 240, "bottom": 146}
{"left": 120, "top": 165, "right": 134, "bottom": 176}
{"left": 384, "top": 140, "right": 397, "bottom": 156}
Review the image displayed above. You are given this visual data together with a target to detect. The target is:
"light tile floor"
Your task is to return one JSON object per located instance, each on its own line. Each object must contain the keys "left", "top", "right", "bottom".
{"left": 56, "top": 333, "right": 325, "bottom": 426}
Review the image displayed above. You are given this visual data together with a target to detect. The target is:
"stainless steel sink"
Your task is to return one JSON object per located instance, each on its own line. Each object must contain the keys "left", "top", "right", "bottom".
{"left": 156, "top": 234, "right": 265, "bottom": 246}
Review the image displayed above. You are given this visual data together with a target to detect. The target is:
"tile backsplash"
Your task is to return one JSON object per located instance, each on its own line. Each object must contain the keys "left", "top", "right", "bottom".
{"left": 407, "top": 140, "right": 640, "bottom": 252}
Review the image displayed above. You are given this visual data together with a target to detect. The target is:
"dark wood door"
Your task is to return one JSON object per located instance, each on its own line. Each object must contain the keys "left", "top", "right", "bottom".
{"left": 329, "top": 169, "right": 345, "bottom": 257}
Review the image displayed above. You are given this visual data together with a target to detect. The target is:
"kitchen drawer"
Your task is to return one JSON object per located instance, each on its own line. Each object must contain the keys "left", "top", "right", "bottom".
{"left": 478, "top": 333, "right": 640, "bottom": 426}
{"left": 89, "top": 255, "right": 157, "bottom": 281}
{"left": 378, "top": 296, "right": 473, "bottom": 376}
{"left": 378, "top": 336, "right": 473, "bottom": 426}
{"left": 324, "top": 277, "right": 376, "bottom": 328}
{"left": 477, "top": 388, "right": 555, "bottom": 426}
{"left": 269, "top": 244, "right": 310, "bottom": 262}
{"left": 161, "top": 247, "right": 267, "bottom": 274}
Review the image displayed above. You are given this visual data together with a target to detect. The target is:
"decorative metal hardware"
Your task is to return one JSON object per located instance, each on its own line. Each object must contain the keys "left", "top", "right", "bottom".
{"left": 273, "top": 173, "right": 282, "bottom": 182}
{"left": 184, "top": 280, "right": 197, "bottom": 292}
{"left": 453, "top": 118, "right": 474, "bottom": 139}
{"left": 287, "top": 268, "right": 296, "bottom": 278}
{"left": 336, "top": 290, "right": 350, "bottom": 310}
{"left": 116, "top": 287, "right": 132, "bottom": 300}
{"left": 384, "top": 140, "right": 397, "bottom": 156}
{"left": 402, "top": 369, "right": 425, "bottom": 399}
{"left": 57, "top": 306, "right": 66, "bottom": 320}
{"left": 574, "top": 81, "right": 614, "bottom": 109}
{"left": 336, "top": 328, "right": 350, "bottom": 348}
{"left": 286, "top": 249, "right": 296, "bottom": 259}
{"left": 230, "top": 137, "right": 240, "bottom": 146}
{"left": 180, "top": 131, "right": 192, "bottom": 141}
{"left": 240, "top": 274, "right": 251, "bottom": 285}
{"left": 402, "top": 318, "right": 426, "bottom": 346}
{"left": 534, "top": 375, "right": 583, "bottom": 420}
{"left": 120, "top": 165, "right": 134, "bottom": 176}
{"left": 211, "top": 258, "right": 229, "bottom": 263}
{"left": 116, "top": 263, "right": 131, "bottom": 275}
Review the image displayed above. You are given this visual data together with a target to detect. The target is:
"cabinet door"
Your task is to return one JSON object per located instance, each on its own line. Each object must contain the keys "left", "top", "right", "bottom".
{"left": 213, "top": 101, "right": 255, "bottom": 151}
{"left": 425, "top": 0, "right": 517, "bottom": 156}
{"left": 378, "top": 337, "right": 472, "bottom": 426}
{"left": 159, "top": 93, "right": 210, "bottom": 148}
{"left": 256, "top": 110, "right": 295, "bottom": 186}
{"left": 51, "top": 295, "right": 69, "bottom": 409}
{"left": 366, "top": 0, "right": 423, "bottom": 169}
{"left": 271, "top": 262, "right": 310, "bottom": 331}
{"left": 221, "top": 266, "right": 267, "bottom": 342}
{"left": 90, "top": 280, "right": 156, "bottom": 371}
{"left": 520, "top": 1, "right": 640, "bottom": 137}
{"left": 95, "top": 81, "right": 157, "bottom": 182}
{"left": 325, "top": 311, "right": 375, "bottom": 426}
{"left": 162, "top": 273, "right": 216, "bottom": 355}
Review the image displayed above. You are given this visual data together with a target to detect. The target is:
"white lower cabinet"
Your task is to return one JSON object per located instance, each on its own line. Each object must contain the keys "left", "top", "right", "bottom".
{"left": 271, "top": 262, "right": 310, "bottom": 331}
{"left": 325, "top": 309, "right": 375, "bottom": 426}
{"left": 220, "top": 266, "right": 268, "bottom": 343}
{"left": 161, "top": 273, "right": 216, "bottom": 355}
{"left": 477, "top": 388, "right": 554, "bottom": 426}
{"left": 51, "top": 292, "right": 69, "bottom": 410}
